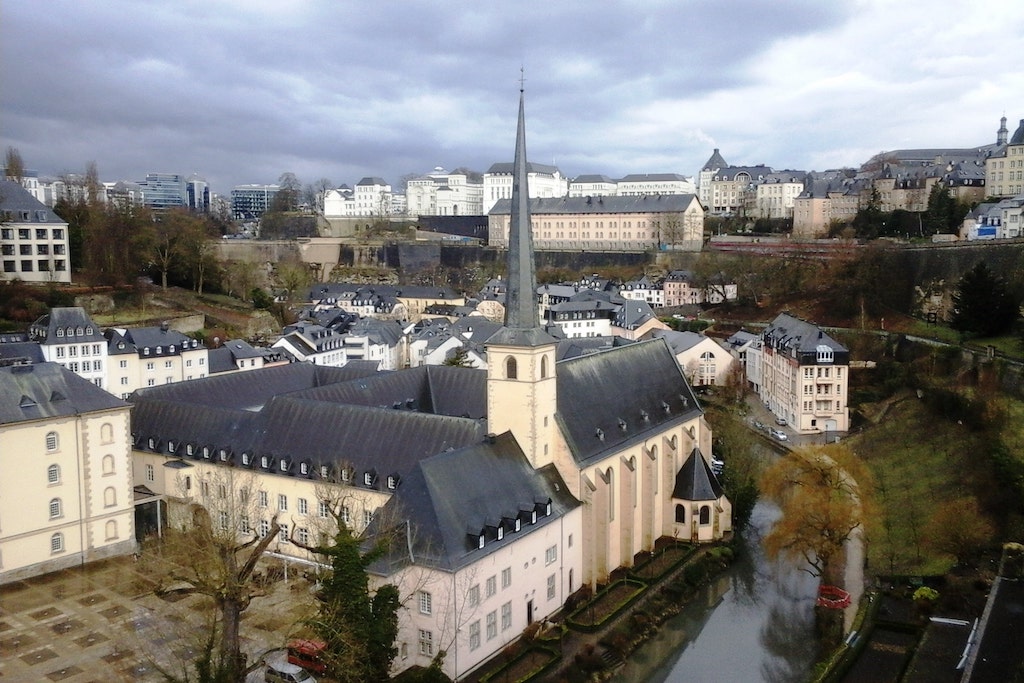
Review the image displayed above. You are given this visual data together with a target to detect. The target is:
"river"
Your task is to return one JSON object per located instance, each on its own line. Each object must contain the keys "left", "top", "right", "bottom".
{"left": 611, "top": 501, "right": 819, "bottom": 683}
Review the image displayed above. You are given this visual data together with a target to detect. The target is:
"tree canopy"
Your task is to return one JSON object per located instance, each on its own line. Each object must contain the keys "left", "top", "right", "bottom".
{"left": 761, "top": 444, "right": 873, "bottom": 587}
{"left": 951, "top": 261, "right": 1020, "bottom": 338}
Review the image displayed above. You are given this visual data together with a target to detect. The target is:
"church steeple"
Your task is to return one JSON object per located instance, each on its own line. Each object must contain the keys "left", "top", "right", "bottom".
{"left": 504, "top": 90, "right": 540, "bottom": 330}
{"left": 485, "top": 87, "right": 558, "bottom": 469}
{"left": 998, "top": 115, "right": 1009, "bottom": 146}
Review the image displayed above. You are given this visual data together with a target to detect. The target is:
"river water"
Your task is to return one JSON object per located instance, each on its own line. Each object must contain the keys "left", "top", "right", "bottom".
{"left": 611, "top": 501, "right": 819, "bottom": 683}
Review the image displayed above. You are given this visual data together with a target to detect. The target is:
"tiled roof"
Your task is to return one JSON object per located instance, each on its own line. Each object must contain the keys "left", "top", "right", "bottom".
{"left": 671, "top": 447, "right": 723, "bottom": 501}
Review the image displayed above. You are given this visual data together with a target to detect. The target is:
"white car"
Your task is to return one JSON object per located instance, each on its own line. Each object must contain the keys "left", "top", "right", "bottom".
{"left": 265, "top": 661, "right": 316, "bottom": 683}
{"left": 770, "top": 428, "right": 788, "bottom": 441}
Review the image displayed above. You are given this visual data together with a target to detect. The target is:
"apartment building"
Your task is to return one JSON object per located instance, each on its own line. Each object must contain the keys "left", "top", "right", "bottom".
{"left": 105, "top": 324, "right": 208, "bottom": 399}
{"left": 746, "top": 313, "right": 849, "bottom": 434}
{"left": 483, "top": 161, "right": 567, "bottom": 214}
{"left": 1, "top": 179, "right": 72, "bottom": 283}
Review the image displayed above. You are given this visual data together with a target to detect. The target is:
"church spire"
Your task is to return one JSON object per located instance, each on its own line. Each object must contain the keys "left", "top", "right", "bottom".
{"left": 504, "top": 90, "right": 540, "bottom": 330}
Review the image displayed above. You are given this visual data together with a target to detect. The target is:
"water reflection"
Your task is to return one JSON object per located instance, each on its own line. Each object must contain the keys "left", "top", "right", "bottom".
{"left": 611, "top": 501, "right": 817, "bottom": 683}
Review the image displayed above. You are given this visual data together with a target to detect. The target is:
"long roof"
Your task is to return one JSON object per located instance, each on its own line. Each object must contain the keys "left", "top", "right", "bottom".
{"left": 489, "top": 194, "right": 698, "bottom": 216}
{"left": 555, "top": 339, "right": 702, "bottom": 466}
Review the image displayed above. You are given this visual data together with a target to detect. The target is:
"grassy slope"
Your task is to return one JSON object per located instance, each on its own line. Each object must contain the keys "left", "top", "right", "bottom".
{"left": 850, "top": 392, "right": 1023, "bottom": 576}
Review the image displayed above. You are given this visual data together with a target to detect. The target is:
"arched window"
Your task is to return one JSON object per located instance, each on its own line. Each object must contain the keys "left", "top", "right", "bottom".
{"left": 46, "top": 431, "right": 59, "bottom": 451}
{"left": 47, "top": 464, "right": 60, "bottom": 484}
{"left": 540, "top": 355, "right": 548, "bottom": 379}
{"left": 505, "top": 356, "right": 517, "bottom": 380}
{"left": 102, "top": 455, "right": 115, "bottom": 475}
{"left": 675, "top": 504, "right": 686, "bottom": 523}
{"left": 51, "top": 532, "right": 64, "bottom": 553}
{"left": 103, "top": 487, "right": 117, "bottom": 507}
{"left": 105, "top": 520, "right": 118, "bottom": 540}
{"left": 699, "top": 505, "right": 711, "bottom": 525}
{"left": 607, "top": 468, "right": 615, "bottom": 522}
{"left": 100, "top": 422, "right": 113, "bottom": 444}
{"left": 49, "top": 498, "right": 62, "bottom": 518}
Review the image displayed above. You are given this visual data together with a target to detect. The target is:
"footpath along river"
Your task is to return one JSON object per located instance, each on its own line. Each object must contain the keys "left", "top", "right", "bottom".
{"left": 611, "top": 501, "right": 819, "bottom": 683}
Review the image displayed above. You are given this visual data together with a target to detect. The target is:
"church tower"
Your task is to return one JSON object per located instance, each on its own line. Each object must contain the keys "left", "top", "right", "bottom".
{"left": 485, "top": 88, "right": 558, "bottom": 469}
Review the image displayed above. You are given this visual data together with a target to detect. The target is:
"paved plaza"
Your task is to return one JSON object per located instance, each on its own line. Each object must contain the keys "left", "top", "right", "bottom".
{"left": 0, "top": 556, "right": 313, "bottom": 682}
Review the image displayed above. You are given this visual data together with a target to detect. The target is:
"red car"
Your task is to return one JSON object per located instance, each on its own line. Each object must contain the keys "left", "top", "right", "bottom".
{"left": 287, "top": 639, "right": 326, "bottom": 674}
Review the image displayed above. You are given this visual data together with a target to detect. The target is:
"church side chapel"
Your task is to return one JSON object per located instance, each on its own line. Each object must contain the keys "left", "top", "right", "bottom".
{"left": 127, "top": 89, "right": 730, "bottom": 680}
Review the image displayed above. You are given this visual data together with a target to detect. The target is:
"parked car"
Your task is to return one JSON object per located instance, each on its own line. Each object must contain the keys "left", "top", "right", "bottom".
{"left": 266, "top": 661, "right": 317, "bottom": 683}
{"left": 711, "top": 458, "right": 725, "bottom": 477}
{"left": 774, "top": 417, "right": 788, "bottom": 426}
{"left": 770, "top": 428, "right": 788, "bottom": 441}
{"left": 287, "top": 639, "right": 326, "bottom": 674}
{"left": 753, "top": 420, "right": 766, "bottom": 432}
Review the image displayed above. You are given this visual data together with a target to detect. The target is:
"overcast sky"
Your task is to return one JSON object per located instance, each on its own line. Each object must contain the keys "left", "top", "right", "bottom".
{"left": 3, "top": 1, "right": 1023, "bottom": 197}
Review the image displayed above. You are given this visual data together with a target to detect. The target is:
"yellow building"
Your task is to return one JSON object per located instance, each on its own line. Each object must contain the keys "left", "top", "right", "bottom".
{"left": 0, "top": 363, "right": 135, "bottom": 584}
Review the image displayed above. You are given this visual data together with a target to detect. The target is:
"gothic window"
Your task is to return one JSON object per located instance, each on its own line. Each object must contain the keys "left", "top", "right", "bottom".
{"left": 540, "top": 355, "right": 548, "bottom": 378}
{"left": 699, "top": 505, "right": 711, "bottom": 525}
{"left": 675, "top": 504, "right": 686, "bottom": 523}
{"left": 505, "top": 356, "right": 517, "bottom": 379}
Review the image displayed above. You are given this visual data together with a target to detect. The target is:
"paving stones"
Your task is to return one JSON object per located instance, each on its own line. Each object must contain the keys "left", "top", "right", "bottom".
{"left": 0, "top": 555, "right": 312, "bottom": 682}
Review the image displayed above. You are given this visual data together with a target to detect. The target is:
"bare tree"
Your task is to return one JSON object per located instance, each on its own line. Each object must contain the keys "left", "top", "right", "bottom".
{"left": 4, "top": 146, "right": 25, "bottom": 182}
{"left": 147, "top": 471, "right": 282, "bottom": 681}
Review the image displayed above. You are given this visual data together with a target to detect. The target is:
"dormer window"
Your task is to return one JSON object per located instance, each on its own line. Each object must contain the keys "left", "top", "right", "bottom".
{"left": 816, "top": 344, "right": 834, "bottom": 363}
{"left": 144, "top": 348, "right": 150, "bottom": 356}
{"left": 387, "top": 475, "right": 397, "bottom": 489}
{"left": 168, "top": 440, "right": 176, "bottom": 452}
{"left": 497, "top": 525, "right": 504, "bottom": 541}
{"left": 546, "top": 502, "right": 552, "bottom": 516}
{"left": 531, "top": 510, "right": 537, "bottom": 524}
{"left": 514, "top": 518, "right": 521, "bottom": 532}
{"left": 260, "top": 456, "right": 269, "bottom": 468}
{"left": 66, "top": 327, "right": 73, "bottom": 336}
{"left": 169, "top": 345, "right": 175, "bottom": 353}
{"left": 156, "top": 346, "right": 162, "bottom": 354}
{"left": 320, "top": 465, "right": 329, "bottom": 478}
{"left": 242, "top": 453, "right": 250, "bottom": 466}
{"left": 147, "top": 437, "right": 155, "bottom": 449}
{"left": 76, "top": 326, "right": 83, "bottom": 336}
{"left": 280, "top": 459, "right": 288, "bottom": 472}
{"left": 478, "top": 533, "right": 485, "bottom": 549}
{"left": 363, "top": 472, "right": 373, "bottom": 486}
{"left": 219, "top": 450, "right": 227, "bottom": 462}
{"left": 56, "top": 328, "right": 64, "bottom": 337}
{"left": 202, "top": 446, "right": 210, "bottom": 458}
{"left": 300, "top": 462, "right": 308, "bottom": 475}
{"left": 85, "top": 327, "right": 92, "bottom": 335}
{"left": 341, "top": 468, "right": 350, "bottom": 482}
{"left": 186, "top": 444, "right": 194, "bottom": 455}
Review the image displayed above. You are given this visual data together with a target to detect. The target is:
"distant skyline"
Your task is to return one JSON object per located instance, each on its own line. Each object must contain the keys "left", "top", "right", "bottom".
{"left": 2, "top": 1, "right": 1023, "bottom": 196}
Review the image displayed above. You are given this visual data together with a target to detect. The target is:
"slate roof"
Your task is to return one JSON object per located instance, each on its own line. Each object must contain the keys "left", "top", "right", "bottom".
{"left": 367, "top": 432, "right": 580, "bottom": 573}
{"left": 671, "top": 447, "right": 724, "bottom": 501}
{"left": 131, "top": 394, "right": 486, "bottom": 490}
{"left": 486, "top": 161, "right": 561, "bottom": 176}
{"left": 0, "top": 341, "right": 45, "bottom": 365}
{"left": 1010, "top": 118, "right": 1024, "bottom": 146}
{"left": 555, "top": 339, "right": 702, "bottom": 466}
{"left": 106, "top": 326, "right": 203, "bottom": 356}
{"left": 0, "top": 179, "right": 65, "bottom": 222}
{"left": 701, "top": 148, "right": 727, "bottom": 171}
{"left": 646, "top": 329, "right": 708, "bottom": 355}
{"left": 619, "top": 173, "right": 689, "bottom": 182}
{"left": 762, "top": 313, "right": 849, "bottom": 363}
{"left": 131, "top": 362, "right": 375, "bottom": 411}
{"left": 0, "top": 363, "right": 127, "bottom": 425}
{"left": 291, "top": 364, "right": 486, "bottom": 419}
{"left": 29, "top": 308, "right": 104, "bottom": 345}
{"left": 572, "top": 174, "right": 615, "bottom": 183}
{"left": 555, "top": 336, "right": 635, "bottom": 361}
{"left": 489, "top": 194, "right": 699, "bottom": 216}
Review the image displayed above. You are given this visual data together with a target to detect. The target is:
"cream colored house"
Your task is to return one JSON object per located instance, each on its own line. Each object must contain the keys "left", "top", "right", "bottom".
{"left": 986, "top": 117, "right": 1024, "bottom": 198}
{"left": 745, "top": 313, "right": 849, "bottom": 434}
{"left": 105, "top": 324, "right": 208, "bottom": 399}
{"left": 643, "top": 329, "right": 734, "bottom": 387}
{"left": 0, "top": 363, "right": 135, "bottom": 584}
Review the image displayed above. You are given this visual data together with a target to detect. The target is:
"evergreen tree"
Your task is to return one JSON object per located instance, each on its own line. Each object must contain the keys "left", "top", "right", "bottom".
{"left": 295, "top": 503, "right": 400, "bottom": 683}
{"left": 951, "top": 261, "right": 1020, "bottom": 338}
